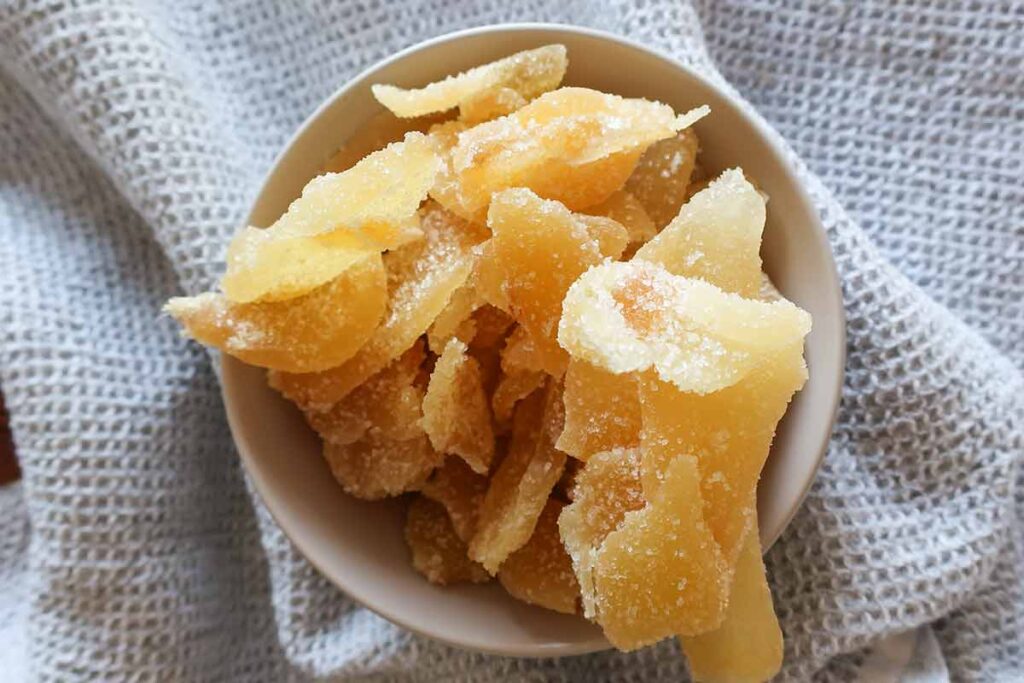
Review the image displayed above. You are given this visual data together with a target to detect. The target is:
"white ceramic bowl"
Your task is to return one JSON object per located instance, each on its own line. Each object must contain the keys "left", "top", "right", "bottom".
{"left": 221, "top": 24, "right": 845, "bottom": 657}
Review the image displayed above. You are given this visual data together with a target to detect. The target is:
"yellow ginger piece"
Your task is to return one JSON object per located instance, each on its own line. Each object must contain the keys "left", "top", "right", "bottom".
{"left": 427, "top": 283, "right": 482, "bottom": 353}
{"left": 556, "top": 359, "right": 641, "bottom": 461}
{"left": 625, "top": 128, "right": 700, "bottom": 228}
{"left": 421, "top": 457, "right": 489, "bottom": 543}
{"left": 221, "top": 132, "right": 440, "bottom": 303}
{"left": 323, "top": 433, "right": 442, "bottom": 501}
{"left": 593, "top": 455, "right": 728, "bottom": 649}
{"left": 492, "top": 367, "right": 546, "bottom": 430}
{"left": 500, "top": 326, "right": 548, "bottom": 374}
{"left": 585, "top": 190, "right": 657, "bottom": 250}
{"left": 165, "top": 253, "right": 386, "bottom": 373}
{"left": 320, "top": 110, "right": 450, "bottom": 174}
{"left": 405, "top": 496, "right": 491, "bottom": 585}
{"left": 372, "top": 45, "right": 568, "bottom": 119}
{"left": 422, "top": 338, "right": 496, "bottom": 474}
{"left": 554, "top": 456, "right": 584, "bottom": 502}
{"left": 469, "top": 380, "right": 567, "bottom": 573}
{"left": 558, "top": 260, "right": 811, "bottom": 394}
{"left": 634, "top": 168, "right": 765, "bottom": 297}
{"left": 498, "top": 498, "right": 581, "bottom": 614}
{"left": 557, "top": 447, "right": 645, "bottom": 618}
{"left": 680, "top": 523, "right": 783, "bottom": 683}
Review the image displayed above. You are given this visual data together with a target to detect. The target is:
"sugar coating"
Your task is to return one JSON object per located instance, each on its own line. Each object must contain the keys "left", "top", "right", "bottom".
{"left": 638, "top": 343, "right": 808, "bottom": 567}
{"left": 680, "top": 523, "right": 783, "bottom": 683}
{"left": 492, "top": 366, "right": 546, "bottom": 430}
{"left": 593, "top": 455, "right": 728, "bottom": 649}
{"left": 405, "top": 496, "right": 491, "bottom": 586}
{"left": 584, "top": 190, "right": 657, "bottom": 252}
{"left": 469, "top": 380, "right": 567, "bottom": 574}
{"left": 420, "top": 457, "right": 489, "bottom": 543}
{"left": 634, "top": 168, "right": 765, "bottom": 298}
{"left": 557, "top": 447, "right": 645, "bottom": 619}
{"left": 269, "top": 202, "right": 485, "bottom": 410}
{"left": 625, "top": 129, "right": 700, "bottom": 229}
{"left": 165, "top": 253, "right": 386, "bottom": 373}
{"left": 221, "top": 132, "right": 440, "bottom": 303}
{"left": 372, "top": 45, "right": 567, "bottom": 119}
{"left": 422, "top": 338, "right": 495, "bottom": 474}
{"left": 479, "top": 188, "right": 628, "bottom": 376}
{"left": 556, "top": 359, "right": 641, "bottom": 461}
{"left": 558, "top": 260, "right": 811, "bottom": 394}
{"left": 323, "top": 432, "right": 442, "bottom": 500}
{"left": 498, "top": 498, "right": 581, "bottom": 615}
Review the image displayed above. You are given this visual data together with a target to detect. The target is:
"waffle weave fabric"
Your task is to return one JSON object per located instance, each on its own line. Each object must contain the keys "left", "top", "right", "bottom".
{"left": 0, "top": 1, "right": 1021, "bottom": 680}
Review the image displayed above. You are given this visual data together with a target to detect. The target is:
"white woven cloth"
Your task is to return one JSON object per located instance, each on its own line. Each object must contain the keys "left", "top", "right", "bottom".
{"left": 1, "top": 1, "right": 1021, "bottom": 680}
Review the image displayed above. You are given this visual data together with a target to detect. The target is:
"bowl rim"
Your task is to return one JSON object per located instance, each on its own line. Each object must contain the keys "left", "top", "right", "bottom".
{"left": 222, "top": 21, "right": 846, "bottom": 657}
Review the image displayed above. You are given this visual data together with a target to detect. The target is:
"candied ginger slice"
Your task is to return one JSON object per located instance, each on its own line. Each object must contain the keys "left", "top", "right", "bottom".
{"left": 557, "top": 447, "right": 645, "bottom": 618}
{"left": 269, "top": 202, "right": 484, "bottom": 410}
{"left": 405, "top": 496, "right": 491, "bottom": 585}
{"left": 593, "top": 455, "right": 728, "bottom": 649}
{"left": 585, "top": 191, "right": 657, "bottom": 249}
{"left": 625, "top": 129, "right": 700, "bottom": 229}
{"left": 558, "top": 260, "right": 811, "bottom": 393}
{"left": 304, "top": 341, "right": 426, "bottom": 446}
{"left": 221, "top": 133, "right": 440, "bottom": 303}
{"left": 372, "top": 45, "right": 567, "bottom": 119}
{"left": 556, "top": 359, "right": 641, "bottom": 461}
{"left": 320, "top": 110, "right": 450, "bottom": 174}
{"left": 422, "top": 338, "right": 496, "bottom": 474}
{"left": 427, "top": 283, "right": 483, "bottom": 353}
{"left": 470, "top": 305, "right": 515, "bottom": 350}
{"left": 500, "top": 326, "right": 547, "bottom": 374}
{"left": 459, "top": 86, "right": 528, "bottom": 124}
{"left": 323, "top": 433, "right": 442, "bottom": 501}
{"left": 481, "top": 188, "right": 627, "bottom": 376}
{"left": 166, "top": 253, "right": 385, "bottom": 373}
{"left": 638, "top": 343, "right": 807, "bottom": 566}
{"left": 469, "top": 380, "right": 567, "bottom": 573}
{"left": 498, "top": 498, "right": 581, "bottom": 614}
{"left": 421, "top": 457, "right": 489, "bottom": 543}
{"left": 680, "top": 523, "right": 783, "bottom": 683}
{"left": 634, "top": 168, "right": 765, "bottom": 298}
{"left": 492, "top": 366, "right": 546, "bottom": 430}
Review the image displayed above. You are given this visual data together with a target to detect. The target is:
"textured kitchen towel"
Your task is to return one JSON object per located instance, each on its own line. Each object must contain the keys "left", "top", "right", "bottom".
{"left": 0, "top": 1, "right": 1022, "bottom": 680}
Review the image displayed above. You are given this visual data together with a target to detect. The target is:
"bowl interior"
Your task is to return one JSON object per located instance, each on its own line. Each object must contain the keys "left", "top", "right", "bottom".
{"left": 222, "top": 25, "right": 845, "bottom": 657}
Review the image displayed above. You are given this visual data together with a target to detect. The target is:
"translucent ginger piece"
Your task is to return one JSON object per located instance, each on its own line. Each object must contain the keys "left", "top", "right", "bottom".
{"left": 372, "top": 45, "right": 567, "bottom": 119}
{"left": 557, "top": 447, "right": 645, "bottom": 618}
{"left": 269, "top": 202, "right": 485, "bottom": 410}
{"left": 469, "top": 305, "right": 515, "bottom": 350}
{"left": 166, "top": 253, "right": 386, "bottom": 373}
{"left": 498, "top": 498, "right": 580, "bottom": 614}
{"left": 593, "top": 455, "right": 728, "bottom": 649}
{"left": 554, "top": 456, "right": 584, "bottom": 502}
{"left": 323, "top": 433, "right": 442, "bottom": 500}
{"left": 680, "top": 524, "right": 783, "bottom": 683}
{"left": 625, "top": 128, "right": 700, "bottom": 229}
{"left": 634, "top": 168, "right": 765, "bottom": 298}
{"left": 421, "top": 457, "right": 489, "bottom": 543}
{"left": 480, "top": 188, "right": 628, "bottom": 376}
{"left": 500, "top": 326, "right": 547, "bottom": 374}
{"left": 492, "top": 366, "right": 546, "bottom": 429}
{"left": 304, "top": 341, "right": 426, "bottom": 446}
{"left": 585, "top": 190, "right": 657, "bottom": 248}
{"left": 422, "top": 338, "right": 496, "bottom": 474}
{"left": 558, "top": 260, "right": 811, "bottom": 394}
{"left": 459, "top": 86, "right": 527, "bottom": 124}
{"left": 556, "top": 359, "right": 641, "bottom": 461}
{"left": 469, "top": 380, "right": 567, "bottom": 573}
{"left": 405, "top": 496, "right": 491, "bottom": 585}
{"left": 638, "top": 343, "right": 808, "bottom": 566}
{"left": 451, "top": 88, "right": 709, "bottom": 219}
{"left": 221, "top": 132, "right": 440, "bottom": 303}
{"left": 427, "top": 283, "right": 482, "bottom": 353}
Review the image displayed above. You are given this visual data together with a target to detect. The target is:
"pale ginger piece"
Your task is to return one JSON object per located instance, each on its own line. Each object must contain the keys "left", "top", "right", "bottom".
{"left": 304, "top": 341, "right": 426, "bottom": 446}
{"left": 585, "top": 190, "right": 657, "bottom": 249}
{"left": 165, "top": 253, "right": 386, "bottom": 374}
{"left": 638, "top": 343, "right": 808, "bottom": 567}
{"left": 426, "top": 119, "right": 478, "bottom": 222}
{"left": 593, "top": 455, "right": 729, "bottom": 649}
{"left": 759, "top": 271, "right": 784, "bottom": 302}
{"left": 498, "top": 498, "right": 581, "bottom": 614}
{"left": 427, "top": 283, "right": 483, "bottom": 353}
{"left": 478, "top": 188, "right": 628, "bottom": 376}
{"left": 492, "top": 367, "right": 546, "bottom": 430}
{"left": 469, "top": 380, "right": 567, "bottom": 573}
{"left": 556, "top": 359, "right": 641, "bottom": 461}
{"left": 558, "top": 260, "right": 811, "bottom": 394}
{"left": 372, "top": 45, "right": 568, "bottom": 119}
{"left": 450, "top": 88, "right": 710, "bottom": 221}
{"left": 634, "top": 168, "right": 765, "bottom": 298}
{"left": 422, "top": 338, "right": 495, "bottom": 474}
{"left": 320, "top": 110, "right": 451, "bottom": 174}
{"left": 680, "top": 523, "right": 783, "bottom": 683}
{"left": 557, "top": 447, "right": 645, "bottom": 618}
{"left": 269, "top": 202, "right": 486, "bottom": 410}
{"left": 421, "top": 457, "right": 489, "bottom": 543}
{"left": 221, "top": 133, "right": 440, "bottom": 303}
{"left": 625, "top": 128, "right": 700, "bottom": 229}
{"left": 324, "top": 433, "right": 443, "bottom": 500}
{"left": 405, "top": 496, "right": 491, "bottom": 585}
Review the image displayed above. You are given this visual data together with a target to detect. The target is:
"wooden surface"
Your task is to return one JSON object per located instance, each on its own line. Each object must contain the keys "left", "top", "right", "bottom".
{"left": 0, "top": 391, "right": 18, "bottom": 484}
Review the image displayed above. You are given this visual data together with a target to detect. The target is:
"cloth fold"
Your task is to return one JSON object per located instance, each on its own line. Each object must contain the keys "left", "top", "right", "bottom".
{"left": 0, "top": 1, "right": 1020, "bottom": 680}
